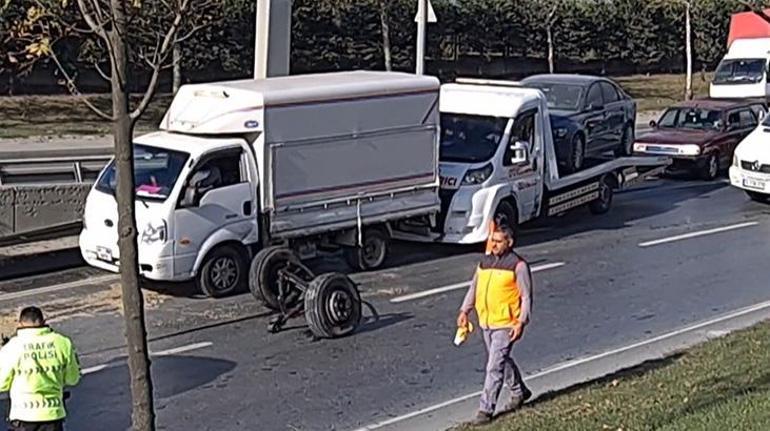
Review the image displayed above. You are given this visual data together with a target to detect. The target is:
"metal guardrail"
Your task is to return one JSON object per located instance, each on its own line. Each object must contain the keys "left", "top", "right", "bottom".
{"left": 0, "top": 155, "right": 111, "bottom": 186}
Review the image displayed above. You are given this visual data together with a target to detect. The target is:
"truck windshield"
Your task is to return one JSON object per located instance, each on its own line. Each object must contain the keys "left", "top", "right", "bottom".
{"left": 440, "top": 114, "right": 508, "bottom": 163}
{"left": 713, "top": 59, "right": 766, "bottom": 85}
{"left": 95, "top": 144, "right": 190, "bottom": 201}
{"left": 524, "top": 83, "right": 583, "bottom": 111}
{"left": 658, "top": 108, "right": 722, "bottom": 131}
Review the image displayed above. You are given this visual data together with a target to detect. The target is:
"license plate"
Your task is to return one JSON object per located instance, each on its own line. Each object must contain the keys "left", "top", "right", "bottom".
{"left": 743, "top": 178, "right": 766, "bottom": 190}
{"left": 96, "top": 246, "right": 113, "bottom": 262}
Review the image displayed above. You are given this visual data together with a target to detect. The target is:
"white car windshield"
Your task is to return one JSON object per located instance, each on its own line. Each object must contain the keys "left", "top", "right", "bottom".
{"left": 95, "top": 144, "right": 190, "bottom": 201}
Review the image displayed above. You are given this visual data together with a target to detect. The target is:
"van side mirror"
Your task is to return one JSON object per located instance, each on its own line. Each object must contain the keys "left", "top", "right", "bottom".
{"left": 509, "top": 141, "right": 529, "bottom": 165}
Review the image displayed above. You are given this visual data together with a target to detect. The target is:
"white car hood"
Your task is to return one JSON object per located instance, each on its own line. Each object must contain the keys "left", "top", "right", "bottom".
{"left": 735, "top": 127, "right": 770, "bottom": 164}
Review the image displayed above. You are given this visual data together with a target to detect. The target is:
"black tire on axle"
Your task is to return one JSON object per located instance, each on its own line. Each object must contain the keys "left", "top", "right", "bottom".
{"left": 249, "top": 246, "right": 306, "bottom": 311}
{"left": 343, "top": 226, "right": 390, "bottom": 271}
{"left": 589, "top": 175, "right": 614, "bottom": 215}
{"left": 304, "top": 272, "right": 362, "bottom": 339}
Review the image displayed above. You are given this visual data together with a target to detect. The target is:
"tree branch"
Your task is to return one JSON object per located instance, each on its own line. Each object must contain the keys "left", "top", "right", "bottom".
{"left": 130, "top": 0, "right": 190, "bottom": 119}
{"left": 49, "top": 51, "right": 112, "bottom": 120}
{"left": 76, "top": 0, "right": 108, "bottom": 41}
{"left": 94, "top": 61, "right": 111, "bottom": 81}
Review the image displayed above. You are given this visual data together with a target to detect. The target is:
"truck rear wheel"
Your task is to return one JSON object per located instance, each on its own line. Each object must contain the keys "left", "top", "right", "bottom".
{"left": 304, "top": 272, "right": 362, "bottom": 339}
{"left": 343, "top": 226, "right": 390, "bottom": 271}
{"left": 589, "top": 176, "right": 614, "bottom": 215}
{"left": 249, "top": 246, "right": 305, "bottom": 310}
{"left": 197, "top": 245, "right": 248, "bottom": 298}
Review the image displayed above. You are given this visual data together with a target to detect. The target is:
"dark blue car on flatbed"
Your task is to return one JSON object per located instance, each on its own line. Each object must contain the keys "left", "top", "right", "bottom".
{"left": 521, "top": 74, "right": 637, "bottom": 173}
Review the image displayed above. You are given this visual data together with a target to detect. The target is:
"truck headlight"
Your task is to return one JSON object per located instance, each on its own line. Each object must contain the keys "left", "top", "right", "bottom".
{"left": 555, "top": 127, "right": 569, "bottom": 138}
{"left": 462, "top": 163, "right": 494, "bottom": 185}
{"left": 141, "top": 220, "right": 167, "bottom": 244}
{"left": 678, "top": 145, "right": 701, "bottom": 156}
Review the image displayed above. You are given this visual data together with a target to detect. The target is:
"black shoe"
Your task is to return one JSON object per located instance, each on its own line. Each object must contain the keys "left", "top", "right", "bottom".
{"left": 471, "top": 410, "right": 493, "bottom": 425}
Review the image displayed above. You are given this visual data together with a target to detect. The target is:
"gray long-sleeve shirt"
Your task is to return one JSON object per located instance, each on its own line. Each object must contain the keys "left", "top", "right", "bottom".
{"left": 460, "top": 258, "right": 532, "bottom": 326}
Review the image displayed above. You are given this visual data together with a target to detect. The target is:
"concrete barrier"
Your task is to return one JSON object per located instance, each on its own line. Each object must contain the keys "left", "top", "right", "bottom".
{"left": 0, "top": 184, "right": 91, "bottom": 236}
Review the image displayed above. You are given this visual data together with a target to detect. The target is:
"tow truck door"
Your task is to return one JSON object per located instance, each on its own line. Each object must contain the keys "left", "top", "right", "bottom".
{"left": 503, "top": 103, "right": 545, "bottom": 221}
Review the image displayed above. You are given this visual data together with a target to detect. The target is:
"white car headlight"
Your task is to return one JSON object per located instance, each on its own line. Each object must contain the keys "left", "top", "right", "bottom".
{"left": 462, "top": 163, "right": 494, "bottom": 185}
{"left": 678, "top": 145, "right": 701, "bottom": 156}
{"left": 141, "top": 220, "right": 168, "bottom": 244}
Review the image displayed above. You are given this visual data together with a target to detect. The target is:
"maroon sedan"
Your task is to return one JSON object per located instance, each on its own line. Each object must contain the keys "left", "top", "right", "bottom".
{"left": 633, "top": 99, "right": 766, "bottom": 180}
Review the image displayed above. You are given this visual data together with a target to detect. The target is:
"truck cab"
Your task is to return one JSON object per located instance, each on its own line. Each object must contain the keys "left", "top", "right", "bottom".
{"left": 437, "top": 81, "right": 552, "bottom": 243}
{"left": 710, "top": 38, "right": 770, "bottom": 100}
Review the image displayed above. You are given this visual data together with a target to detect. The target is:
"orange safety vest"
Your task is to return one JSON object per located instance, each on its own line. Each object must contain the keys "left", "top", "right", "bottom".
{"left": 474, "top": 251, "right": 522, "bottom": 329}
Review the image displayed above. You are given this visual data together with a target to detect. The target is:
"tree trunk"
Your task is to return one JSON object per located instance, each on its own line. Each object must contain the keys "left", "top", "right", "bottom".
{"left": 685, "top": 1, "right": 693, "bottom": 100}
{"left": 547, "top": 26, "right": 554, "bottom": 74}
{"left": 108, "top": 0, "right": 156, "bottom": 429}
{"left": 172, "top": 41, "right": 182, "bottom": 94}
{"left": 378, "top": 0, "right": 392, "bottom": 72}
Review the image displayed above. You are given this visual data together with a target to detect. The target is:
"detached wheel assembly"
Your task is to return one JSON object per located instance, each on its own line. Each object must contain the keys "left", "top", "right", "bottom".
{"left": 249, "top": 246, "right": 308, "bottom": 310}
{"left": 304, "top": 272, "right": 362, "bottom": 339}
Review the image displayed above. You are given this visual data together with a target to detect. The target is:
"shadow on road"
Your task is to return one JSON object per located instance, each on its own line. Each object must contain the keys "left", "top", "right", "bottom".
{"left": 0, "top": 354, "right": 236, "bottom": 430}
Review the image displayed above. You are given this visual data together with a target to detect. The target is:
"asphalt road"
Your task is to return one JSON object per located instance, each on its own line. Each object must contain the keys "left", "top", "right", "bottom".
{"left": 1, "top": 174, "right": 769, "bottom": 431}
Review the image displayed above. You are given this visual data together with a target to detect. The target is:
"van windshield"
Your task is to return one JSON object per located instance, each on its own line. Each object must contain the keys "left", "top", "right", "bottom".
{"left": 713, "top": 58, "right": 766, "bottom": 85}
{"left": 440, "top": 114, "right": 508, "bottom": 163}
{"left": 95, "top": 144, "right": 190, "bottom": 201}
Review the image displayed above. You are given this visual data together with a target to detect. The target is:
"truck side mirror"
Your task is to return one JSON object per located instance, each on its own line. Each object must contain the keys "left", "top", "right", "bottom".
{"left": 509, "top": 141, "right": 529, "bottom": 165}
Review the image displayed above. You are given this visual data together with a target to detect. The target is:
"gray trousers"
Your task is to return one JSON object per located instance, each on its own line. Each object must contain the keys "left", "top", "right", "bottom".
{"left": 479, "top": 328, "right": 527, "bottom": 414}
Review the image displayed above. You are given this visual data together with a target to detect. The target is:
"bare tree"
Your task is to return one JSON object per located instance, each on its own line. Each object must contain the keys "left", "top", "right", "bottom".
{"left": 13, "top": 0, "right": 197, "bottom": 428}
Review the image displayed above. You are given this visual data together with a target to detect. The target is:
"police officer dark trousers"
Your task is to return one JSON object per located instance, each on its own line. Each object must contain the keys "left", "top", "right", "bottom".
{"left": 0, "top": 307, "right": 81, "bottom": 431}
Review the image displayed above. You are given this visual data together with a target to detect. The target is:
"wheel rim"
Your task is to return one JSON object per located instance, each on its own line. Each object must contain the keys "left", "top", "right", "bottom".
{"left": 708, "top": 155, "right": 718, "bottom": 178}
{"left": 574, "top": 139, "right": 584, "bottom": 169}
{"left": 327, "top": 289, "right": 354, "bottom": 324}
{"left": 362, "top": 236, "right": 386, "bottom": 267}
{"left": 211, "top": 257, "right": 238, "bottom": 291}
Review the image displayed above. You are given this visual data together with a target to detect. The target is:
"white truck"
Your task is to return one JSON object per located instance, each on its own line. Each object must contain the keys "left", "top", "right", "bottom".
{"left": 710, "top": 38, "right": 770, "bottom": 100}
{"left": 80, "top": 71, "right": 441, "bottom": 337}
{"left": 421, "top": 78, "right": 670, "bottom": 243}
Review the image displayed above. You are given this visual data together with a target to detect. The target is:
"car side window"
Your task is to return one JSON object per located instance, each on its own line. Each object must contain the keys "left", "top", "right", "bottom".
{"left": 179, "top": 149, "right": 244, "bottom": 207}
{"left": 504, "top": 109, "right": 537, "bottom": 166}
{"left": 727, "top": 110, "right": 741, "bottom": 128}
{"left": 739, "top": 109, "right": 758, "bottom": 128}
{"left": 600, "top": 82, "right": 619, "bottom": 104}
{"left": 586, "top": 84, "right": 604, "bottom": 110}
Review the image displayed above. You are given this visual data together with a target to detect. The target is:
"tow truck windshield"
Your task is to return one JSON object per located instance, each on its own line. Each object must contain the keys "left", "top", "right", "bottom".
{"left": 439, "top": 114, "right": 509, "bottom": 163}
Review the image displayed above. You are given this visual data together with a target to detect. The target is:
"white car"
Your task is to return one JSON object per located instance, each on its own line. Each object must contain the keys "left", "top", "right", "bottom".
{"left": 730, "top": 119, "right": 770, "bottom": 202}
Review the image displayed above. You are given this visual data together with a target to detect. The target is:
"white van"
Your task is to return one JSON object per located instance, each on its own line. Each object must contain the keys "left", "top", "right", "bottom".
{"left": 710, "top": 38, "right": 770, "bottom": 100}
{"left": 729, "top": 116, "right": 770, "bottom": 202}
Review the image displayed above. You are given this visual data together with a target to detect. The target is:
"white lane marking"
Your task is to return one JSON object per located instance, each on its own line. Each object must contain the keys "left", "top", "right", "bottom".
{"left": 638, "top": 221, "right": 759, "bottom": 248}
{"left": 389, "top": 262, "right": 566, "bottom": 304}
{"left": 82, "top": 342, "right": 212, "bottom": 375}
{"left": 0, "top": 274, "right": 120, "bottom": 303}
{"left": 352, "top": 298, "right": 770, "bottom": 431}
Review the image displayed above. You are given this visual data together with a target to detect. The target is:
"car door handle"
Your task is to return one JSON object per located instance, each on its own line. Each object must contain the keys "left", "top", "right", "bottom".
{"left": 243, "top": 201, "right": 253, "bottom": 216}
{"left": 225, "top": 214, "right": 238, "bottom": 220}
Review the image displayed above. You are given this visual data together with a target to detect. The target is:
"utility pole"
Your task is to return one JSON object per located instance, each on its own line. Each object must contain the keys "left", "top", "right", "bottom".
{"left": 415, "top": 0, "right": 427, "bottom": 75}
{"left": 254, "top": 0, "right": 292, "bottom": 79}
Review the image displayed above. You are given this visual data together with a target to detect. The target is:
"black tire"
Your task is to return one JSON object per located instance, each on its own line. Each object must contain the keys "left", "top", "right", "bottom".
{"left": 614, "top": 124, "right": 634, "bottom": 157}
{"left": 494, "top": 200, "right": 519, "bottom": 236}
{"left": 248, "top": 246, "right": 305, "bottom": 310}
{"left": 304, "top": 272, "right": 362, "bottom": 339}
{"left": 589, "top": 176, "right": 614, "bottom": 215}
{"left": 566, "top": 134, "right": 585, "bottom": 174}
{"left": 746, "top": 190, "right": 768, "bottom": 203}
{"left": 197, "top": 245, "right": 248, "bottom": 298}
{"left": 700, "top": 153, "right": 719, "bottom": 181}
{"left": 343, "top": 227, "right": 390, "bottom": 271}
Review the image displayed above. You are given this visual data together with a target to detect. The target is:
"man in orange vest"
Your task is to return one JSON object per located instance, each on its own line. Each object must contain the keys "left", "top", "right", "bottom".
{"left": 457, "top": 224, "right": 533, "bottom": 425}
